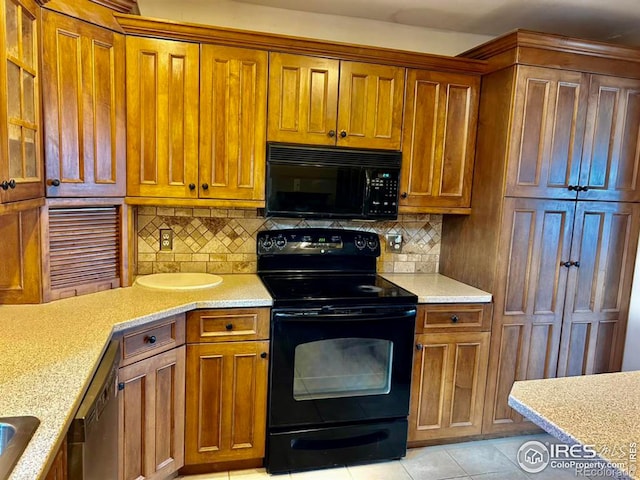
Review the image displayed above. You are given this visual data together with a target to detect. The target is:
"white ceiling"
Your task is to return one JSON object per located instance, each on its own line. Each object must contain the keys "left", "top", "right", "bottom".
{"left": 233, "top": 0, "right": 640, "bottom": 46}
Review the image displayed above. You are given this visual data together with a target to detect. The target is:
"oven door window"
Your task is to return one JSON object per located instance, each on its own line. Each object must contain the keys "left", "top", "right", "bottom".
{"left": 293, "top": 338, "right": 392, "bottom": 401}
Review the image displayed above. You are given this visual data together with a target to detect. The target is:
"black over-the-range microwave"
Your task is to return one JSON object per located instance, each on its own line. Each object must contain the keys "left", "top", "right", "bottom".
{"left": 265, "top": 143, "right": 402, "bottom": 220}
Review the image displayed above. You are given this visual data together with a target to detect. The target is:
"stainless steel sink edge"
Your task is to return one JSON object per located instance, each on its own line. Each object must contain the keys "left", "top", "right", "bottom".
{"left": 0, "top": 416, "right": 40, "bottom": 480}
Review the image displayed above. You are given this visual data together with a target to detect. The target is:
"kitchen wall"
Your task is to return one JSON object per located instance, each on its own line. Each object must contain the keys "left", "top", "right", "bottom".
{"left": 136, "top": 0, "right": 493, "bottom": 56}
{"left": 136, "top": 207, "right": 442, "bottom": 275}
{"left": 623, "top": 239, "right": 640, "bottom": 371}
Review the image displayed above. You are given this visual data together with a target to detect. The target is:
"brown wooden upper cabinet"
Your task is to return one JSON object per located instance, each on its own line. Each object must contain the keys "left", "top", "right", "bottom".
{"left": 268, "top": 52, "right": 405, "bottom": 151}
{"left": 126, "top": 38, "right": 267, "bottom": 203}
{"left": 0, "top": 0, "right": 43, "bottom": 203}
{"left": 400, "top": 70, "right": 479, "bottom": 211}
{"left": 199, "top": 45, "right": 267, "bottom": 202}
{"left": 125, "top": 36, "right": 200, "bottom": 198}
{"left": 42, "top": 10, "right": 126, "bottom": 197}
{"left": 506, "top": 66, "right": 640, "bottom": 202}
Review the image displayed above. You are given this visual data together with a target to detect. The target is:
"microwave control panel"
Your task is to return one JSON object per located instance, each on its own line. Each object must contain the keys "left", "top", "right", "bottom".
{"left": 366, "top": 171, "right": 399, "bottom": 216}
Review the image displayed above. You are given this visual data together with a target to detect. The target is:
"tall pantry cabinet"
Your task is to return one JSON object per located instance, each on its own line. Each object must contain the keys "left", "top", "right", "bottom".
{"left": 440, "top": 31, "right": 640, "bottom": 435}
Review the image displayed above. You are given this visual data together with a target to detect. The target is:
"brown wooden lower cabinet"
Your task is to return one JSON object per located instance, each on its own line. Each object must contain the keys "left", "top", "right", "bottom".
{"left": 119, "top": 345, "right": 186, "bottom": 480}
{"left": 0, "top": 205, "right": 43, "bottom": 304}
{"left": 44, "top": 441, "right": 67, "bottom": 480}
{"left": 184, "top": 340, "right": 269, "bottom": 465}
{"left": 408, "top": 331, "right": 490, "bottom": 442}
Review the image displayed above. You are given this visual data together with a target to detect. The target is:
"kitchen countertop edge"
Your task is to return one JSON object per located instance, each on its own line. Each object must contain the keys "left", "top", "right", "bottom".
{"left": 1, "top": 272, "right": 491, "bottom": 479}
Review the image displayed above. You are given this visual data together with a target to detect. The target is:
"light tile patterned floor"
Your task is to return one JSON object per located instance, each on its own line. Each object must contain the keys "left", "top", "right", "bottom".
{"left": 177, "top": 433, "right": 610, "bottom": 480}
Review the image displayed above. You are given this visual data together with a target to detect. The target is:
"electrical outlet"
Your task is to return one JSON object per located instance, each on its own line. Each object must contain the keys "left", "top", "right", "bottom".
{"left": 385, "top": 234, "right": 403, "bottom": 253}
{"left": 160, "top": 229, "right": 173, "bottom": 251}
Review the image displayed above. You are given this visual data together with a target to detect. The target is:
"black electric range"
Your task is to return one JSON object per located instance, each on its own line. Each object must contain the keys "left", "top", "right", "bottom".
{"left": 257, "top": 228, "right": 417, "bottom": 474}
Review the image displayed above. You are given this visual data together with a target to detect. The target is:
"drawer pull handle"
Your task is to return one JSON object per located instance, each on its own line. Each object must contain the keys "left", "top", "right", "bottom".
{"left": 416, "top": 343, "right": 423, "bottom": 351}
{"left": 260, "top": 352, "right": 267, "bottom": 359}
{"left": 451, "top": 315, "right": 459, "bottom": 323}
{"left": 225, "top": 323, "right": 234, "bottom": 331}
{"left": 145, "top": 335, "right": 157, "bottom": 344}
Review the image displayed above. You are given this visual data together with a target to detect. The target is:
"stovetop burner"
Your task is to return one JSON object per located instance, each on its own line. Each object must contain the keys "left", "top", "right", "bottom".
{"left": 257, "top": 228, "right": 417, "bottom": 308}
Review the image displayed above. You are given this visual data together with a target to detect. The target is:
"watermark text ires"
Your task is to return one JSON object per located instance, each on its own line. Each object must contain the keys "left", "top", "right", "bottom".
{"left": 517, "top": 440, "right": 637, "bottom": 477}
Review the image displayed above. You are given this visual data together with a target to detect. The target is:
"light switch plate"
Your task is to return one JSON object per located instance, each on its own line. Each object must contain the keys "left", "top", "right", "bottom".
{"left": 385, "top": 234, "right": 403, "bottom": 253}
{"left": 160, "top": 229, "right": 173, "bottom": 251}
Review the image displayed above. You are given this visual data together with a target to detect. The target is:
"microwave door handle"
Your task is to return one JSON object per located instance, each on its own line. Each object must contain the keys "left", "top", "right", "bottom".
{"left": 364, "top": 170, "right": 372, "bottom": 214}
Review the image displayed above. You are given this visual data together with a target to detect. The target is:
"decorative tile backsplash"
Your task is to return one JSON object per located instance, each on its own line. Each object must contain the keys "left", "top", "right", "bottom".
{"left": 136, "top": 206, "right": 441, "bottom": 275}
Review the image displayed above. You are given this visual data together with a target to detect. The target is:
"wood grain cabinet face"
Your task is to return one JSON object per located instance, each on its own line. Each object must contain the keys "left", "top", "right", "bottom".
{"left": 506, "top": 67, "right": 640, "bottom": 202}
{"left": 0, "top": 206, "right": 42, "bottom": 303}
{"left": 125, "top": 36, "right": 200, "bottom": 198}
{"left": 199, "top": 45, "right": 267, "bottom": 201}
{"left": 268, "top": 53, "right": 404, "bottom": 150}
{"left": 409, "top": 331, "right": 489, "bottom": 442}
{"left": 0, "top": 0, "right": 43, "bottom": 203}
{"left": 41, "top": 10, "right": 125, "bottom": 197}
{"left": 119, "top": 345, "right": 185, "bottom": 480}
{"left": 578, "top": 75, "right": 640, "bottom": 202}
{"left": 401, "top": 70, "right": 479, "bottom": 210}
{"left": 483, "top": 197, "right": 640, "bottom": 434}
{"left": 44, "top": 441, "right": 67, "bottom": 480}
{"left": 185, "top": 340, "right": 269, "bottom": 465}
{"left": 557, "top": 201, "right": 640, "bottom": 376}
{"left": 505, "top": 66, "right": 587, "bottom": 200}
{"left": 484, "top": 197, "right": 574, "bottom": 434}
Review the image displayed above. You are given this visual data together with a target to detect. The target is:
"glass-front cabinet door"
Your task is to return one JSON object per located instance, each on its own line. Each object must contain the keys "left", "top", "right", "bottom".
{"left": 1, "top": 0, "right": 43, "bottom": 203}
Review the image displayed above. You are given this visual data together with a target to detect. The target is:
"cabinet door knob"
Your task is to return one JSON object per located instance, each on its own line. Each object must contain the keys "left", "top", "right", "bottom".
{"left": 188, "top": 183, "right": 196, "bottom": 191}
{"left": 578, "top": 185, "right": 589, "bottom": 192}
{"left": 451, "top": 314, "right": 459, "bottom": 323}
{"left": 50, "top": 179, "right": 61, "bottom": 187}
{"left": 339, "top": 130, "right": 347, "bottom": 138}
{"left": 118, "top": 382, "right": 125, "bottom": 391}
{"left": 572, "top": 261, "right": 580, "bottom": 268}
{"left": 145, "top": 335, "right": 157, "bottom": 344}
{"left": 202, "top": 183, "right": 209, "bottom": 190}
{"left": 0, "top": 181, "right": 8, "bottom": 190}
{"left": 568, "top": 185, "right": 577, "bottom": 191}
{"left": 416, "top": 343, "right": 423, "bottom": 351}
{"left": 328, "top": 130, "right": 336, "bottom": 138}
{"left": 260, "top": 352, "right": 267, "bottom": 359}
{"left": 225, "top": 323, "right": 233, "bottom": 331}
{"left": 400, "top": 192, "right": 408, "bottom": 199}
{"left": 561, "top": 261, "right": 572, "bottom": 268}
{"left": 8, "top": 179, "right": 16, "bottom": 189}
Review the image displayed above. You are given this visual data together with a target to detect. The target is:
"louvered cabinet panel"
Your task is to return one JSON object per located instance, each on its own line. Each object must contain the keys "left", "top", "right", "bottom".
{"left": 47, "top": 206, "right": 121, "bottom": 299}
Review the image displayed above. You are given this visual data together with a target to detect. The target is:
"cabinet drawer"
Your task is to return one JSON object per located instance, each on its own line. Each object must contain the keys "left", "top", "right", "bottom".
{"left": 120, "top": 313, "right": 186, "bottom": 366}
{"left": 416, "top": 304, "right": 491, "bottom": 333}
{"left": 187, "top": 308, "right": 270, "bottom": 343}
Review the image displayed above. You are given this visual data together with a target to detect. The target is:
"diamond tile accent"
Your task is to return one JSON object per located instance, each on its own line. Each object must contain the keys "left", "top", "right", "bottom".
{"left": 136, "top": 207, "right": 442, "bottom": 274}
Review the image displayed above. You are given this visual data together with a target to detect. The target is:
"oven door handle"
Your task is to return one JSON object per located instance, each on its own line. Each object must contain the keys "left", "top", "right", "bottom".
{"left": 273, "top": 308, "right": 416, "bottom": 321}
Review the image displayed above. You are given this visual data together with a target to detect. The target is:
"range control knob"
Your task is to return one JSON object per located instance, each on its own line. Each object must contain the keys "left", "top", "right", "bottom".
{"left": 274, "top": 235, "right": 287, "bottom": 249}
{"left": 354, "top": 236, "right": 366, "bottom": 250}
{"left": 260, "top": 237, "right": 274, "bottom": 250}
{"left": 367, "top": 237, "right": 379, "bottom": 250}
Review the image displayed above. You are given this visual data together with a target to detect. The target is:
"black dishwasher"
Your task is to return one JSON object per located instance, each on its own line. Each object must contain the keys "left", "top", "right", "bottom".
{"left": 67, "top": 339, "right": 120, "bottom": 480}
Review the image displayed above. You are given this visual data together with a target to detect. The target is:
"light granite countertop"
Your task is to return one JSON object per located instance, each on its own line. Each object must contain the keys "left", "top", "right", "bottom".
{"left": 509, "top": 372, "right": 640, "bottom": 480}
{"left": 0, "top": 274, "right": 271, "bottom": 480}
{"left": 0, "top": 272, "right": 491, "bottom": 479}
{"left": 382, "top": 273, "right": 492, "bottom": 303}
